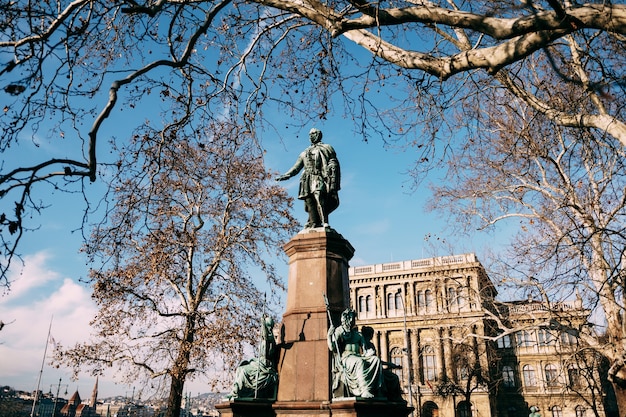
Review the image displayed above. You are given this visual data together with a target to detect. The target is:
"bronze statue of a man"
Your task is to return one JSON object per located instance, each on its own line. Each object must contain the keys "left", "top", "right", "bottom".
{"left": 276, "top": 128, "right": 340, "bottom": 229}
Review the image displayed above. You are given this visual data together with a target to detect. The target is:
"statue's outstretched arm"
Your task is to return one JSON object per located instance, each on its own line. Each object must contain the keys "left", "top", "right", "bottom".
{"left": 276, "top": 156, "right": 304, "bottom": 181}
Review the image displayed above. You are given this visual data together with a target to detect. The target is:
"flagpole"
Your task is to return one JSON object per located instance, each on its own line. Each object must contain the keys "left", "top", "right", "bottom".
{"left": 30, "top": 315, "right": 53, "bottom": 417}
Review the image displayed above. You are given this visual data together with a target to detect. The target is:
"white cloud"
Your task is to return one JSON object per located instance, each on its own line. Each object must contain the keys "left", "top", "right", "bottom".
{"left": 5, "top": 251, "right": 61, "bottom": 299}
{"left": 0, "top": 251, "right": 97, "bottom": 390}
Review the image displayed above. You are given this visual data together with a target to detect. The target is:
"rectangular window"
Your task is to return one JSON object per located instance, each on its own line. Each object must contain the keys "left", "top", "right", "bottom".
{"left": 516, "top": 330, "right": 534, "bottom": 347}
{"left": 422, "top": 346, "right": 438, "bottom": 382}
{"left": 538, "top": 329, "right": 555, "bottom": 346}
{"left": 497, "top": 334, "right": 512, "bottom": 349}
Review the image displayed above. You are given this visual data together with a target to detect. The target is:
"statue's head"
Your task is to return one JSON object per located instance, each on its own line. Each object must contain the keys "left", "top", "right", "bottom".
{"left": 341, "top": 308, "right": 357, "bottom": 328}
{"left": 309, "top": 128, "right": 322, "bottom": 144}
{"left": 264, "top": 316, "right": 275, "bottom": 328}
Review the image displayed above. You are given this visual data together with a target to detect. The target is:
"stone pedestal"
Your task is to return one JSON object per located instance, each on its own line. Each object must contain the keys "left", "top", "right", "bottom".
{"left": 217, "top": 229, "right": 413, "bottom": 417}
{"left": 276, "top": 229, "right": 353, "bottom": 404}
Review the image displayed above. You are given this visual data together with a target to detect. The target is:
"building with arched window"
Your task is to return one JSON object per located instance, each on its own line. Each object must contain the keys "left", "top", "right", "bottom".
{"left": 349, "top": 253, "right": 616, "bottom": 417}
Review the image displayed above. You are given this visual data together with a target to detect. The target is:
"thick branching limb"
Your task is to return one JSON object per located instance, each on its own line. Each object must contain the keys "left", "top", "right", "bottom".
{"left": 330, "top": 3, "right": 624, "bottom": 37}
{"left": 341, "top": 27, "right": 570, "bottom": 78}
{"left": 495, "top": 71, "right": 626, "bottom": 147}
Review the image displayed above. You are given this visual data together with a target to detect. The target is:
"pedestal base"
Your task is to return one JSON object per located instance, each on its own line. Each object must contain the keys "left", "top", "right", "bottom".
{"left": 215, "top": 399, "right": 275, "bottom": 417}
{"left": 215, "top": 399, "right": 414, "bottom": 417}
{"left": 327, "top": 399, "right": 414, "bottom": 417}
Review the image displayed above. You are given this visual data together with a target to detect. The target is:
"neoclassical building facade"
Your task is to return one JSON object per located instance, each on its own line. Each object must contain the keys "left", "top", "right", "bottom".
{"left": 349, "top": 253, "right": 614, "bottom": 417}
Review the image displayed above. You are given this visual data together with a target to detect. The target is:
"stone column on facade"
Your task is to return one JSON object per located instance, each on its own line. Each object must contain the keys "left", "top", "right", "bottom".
{"left": 442, "top": 280, "right": 449, "bottom": 313}
{"left": 403, "top": 282, "right": 412, "bottom": 316}
{"left": 410, "top": 329, "right": 419, "bottom": 391}
{"left": 470, "top": 273, "right": 480, "bottom": 311}
{"left": 381, "top": 330, "right": 389, "bottom": 364}
{"left": 403, "top": 328, "right": 412, "bottom": 390}
{"left": 382, "top": 286, "right": 388, "bottom": 318}
{"left": 415, "top": 329, "right": 423, "bottom": 385}
{"left": 435, "top": 279, "right": 442, "bottom": 313}
{"left": 437, "top": 327, "right": 446, "bottom": 380}
{"left": 444, "top": 327, "right": 454, "bottom": 381}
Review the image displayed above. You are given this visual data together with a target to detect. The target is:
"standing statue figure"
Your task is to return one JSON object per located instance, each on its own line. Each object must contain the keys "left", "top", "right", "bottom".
{"left": 327, "top": 308, "right": 383, "bottom": 398}
{"left": 276, "top": 128, "right": 340, "bottom": 229}
{"left": 228, "top": 316, "right": 278, "bottom": 399}
{"left": 529, "top": 406, "right": 541, "bottom": 417}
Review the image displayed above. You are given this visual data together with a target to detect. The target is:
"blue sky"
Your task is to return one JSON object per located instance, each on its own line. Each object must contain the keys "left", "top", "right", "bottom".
{"left": 0, "top": 115, "right": 508, "bottom": 399}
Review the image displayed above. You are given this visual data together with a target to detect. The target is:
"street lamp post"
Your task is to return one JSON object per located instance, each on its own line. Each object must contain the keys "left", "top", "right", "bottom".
{"left": 49, "top": 378, "right": 68, "bottom": 417}
{"left": 398, "top": 289, "right": 415, "bottom": 416}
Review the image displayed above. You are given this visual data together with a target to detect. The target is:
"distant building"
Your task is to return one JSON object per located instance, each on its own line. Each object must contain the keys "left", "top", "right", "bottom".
{"left": 59, "top": 379, "right": 99, "bottom": 417}
{"left": 37, "top": 396, "right": 67, "bottom": 417}
{"left": 493, "top": 298, "right": 616, "bottom": 417}
{"left": 111, "top": 403, "right": 152, "bottom": 417}
{"left": 349, "top": 253, "right": 615, "bottom": 417}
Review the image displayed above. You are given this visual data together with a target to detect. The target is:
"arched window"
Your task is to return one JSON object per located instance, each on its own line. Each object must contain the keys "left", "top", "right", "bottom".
{"left": 447, "top": 287, "right": 457, "bottom": 310}
{"left": 551, "top": 406, "right": 563, "bottom": 417}
{"left": 417, "top": 291, "right": 425, "bottom": 309}
{"left": 523, "top": 365, "right": 537, "bottom": 387}
{"left": 458, "top": 365, "right": 470, "bottom": 381}
{"left": 358, "top": 296, "right": 366, "bottom": 313}
{"left": 422, "top": 345, "right": 438, "bottom": 382}
{"left": 457, "top": 288, "right": 466, "bottom": 309}
{"left": 457, "top": 401, "right": 473, "bottom": 417}
{"left": 425, "top": 290, "right": 434, "bottom": 312}
{"left": 545, "top": 364, "right": 559, "bottom": 386}
{"left": 575, "top": 406, "right": 586, "bottom": 417}
{"left": 390, "top": 347, "right": 404, "bottom": 379}
{"left": 387, "top": 292, "right": 395, "bottom": 311}
{"left": 422, "top": 401, "right": 439, "bottom": 417}
{"left": 560, "top": 331, "right": 577, "bottom": 346}
{"left": 502, "top": 365, "right": 515, "bottom": 388}
{"left": 395, "top": 292, "right": 403, "bottom": 311}
{"left": 366, "top": 295, "right": 373, "bottom": 313}
{"left": 568, "top": 366, "right": 581, "bottom": 388}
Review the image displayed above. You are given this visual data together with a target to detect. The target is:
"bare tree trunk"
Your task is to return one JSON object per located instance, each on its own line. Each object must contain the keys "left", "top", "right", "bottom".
{"left": 165, "top": 372, "right": 185, "bottom": 417}
{"left": 165, "top": 319, "right": 195, "bottom": 417}
{"left": 611, "top": 381, "right": 626, "bottom": 417}
{"left": 608, "top": 363, "right": 626, "bottom": 417}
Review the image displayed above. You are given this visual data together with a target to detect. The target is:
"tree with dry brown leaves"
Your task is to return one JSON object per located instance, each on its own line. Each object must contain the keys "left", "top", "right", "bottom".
{"left": 53, "top": 120, "right": 298, "bottom": 417}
